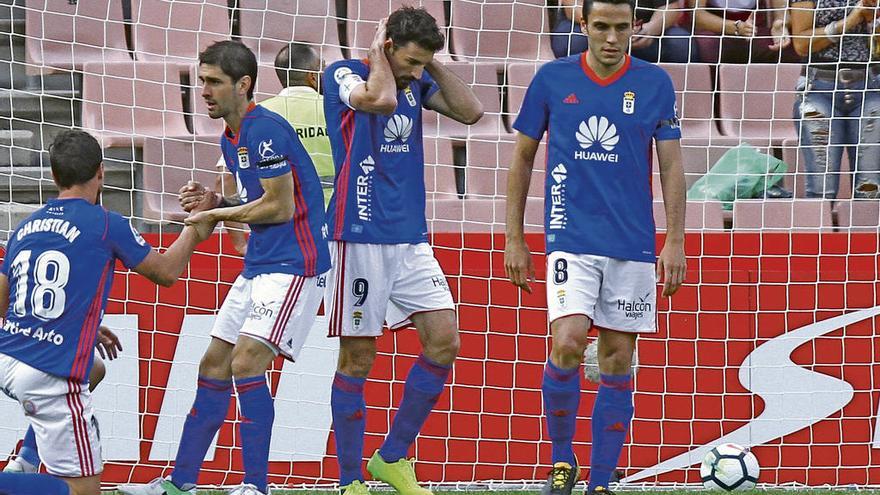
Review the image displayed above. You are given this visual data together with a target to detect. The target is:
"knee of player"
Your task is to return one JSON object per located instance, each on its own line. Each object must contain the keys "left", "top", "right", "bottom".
{"left": 600, "top": 346, "right": 636, "bottom": 375}
{"left": 551, "top": 331, "right": 588, "bottom": 363}
{"left": 425, "top": 330, "right": 460, "bottom": 364}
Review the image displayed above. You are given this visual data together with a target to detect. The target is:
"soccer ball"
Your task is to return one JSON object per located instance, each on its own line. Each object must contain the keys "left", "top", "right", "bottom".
{"left": 582, "top": 339, "right": 638, "bottom": 384}
{"left": 700, "top": 443, "right": 760, "bottom": 491}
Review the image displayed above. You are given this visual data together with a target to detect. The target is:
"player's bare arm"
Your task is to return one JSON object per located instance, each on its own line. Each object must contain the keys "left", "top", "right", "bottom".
{"left": 133, "top": 222, "right": 215, "bottom": 287}
{"left": 349, "top": 18, "right": 398, "bottom": 115}
{"left": 504, "top": 132, "right": 540, "bottom": 294}
{"left": 424, "top": 61, "right": 483, "bottom": 125}
{"left": 656, "top": 138, "right": 686, "bottom": 297}
{"left": 186, "top": 172, "right": 295, "bottom": 228}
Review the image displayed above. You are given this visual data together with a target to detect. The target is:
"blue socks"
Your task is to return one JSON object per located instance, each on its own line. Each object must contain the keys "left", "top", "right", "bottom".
{"left": 588, "top": 373, "right": 634, "bottom": 490}
{"left": 171, "top": 376, "right": 233, "bottom": 487}
{"left": 0, "top": 473, "right": 69, "bottom": 494}
{"left": 18, "top": 427, "right": 39, "bottom": 468}
{"left": 542, "top": 360, "right": 581, "bottom": 466}
{"left": 379, "top": 354, "right": 451, "bottom": 463}
{"left": 331, "top": 372, "right": 367, "bottom": 485}
{"left": 235, "top": 375, "right": 274, "bottom": 494}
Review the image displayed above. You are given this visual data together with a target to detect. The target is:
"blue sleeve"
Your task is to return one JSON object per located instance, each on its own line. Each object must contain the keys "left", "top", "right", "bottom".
{"left": 420, "top": 70, "right": 440, "bottom": 107}
{"left": 512, "top": 65, "right": 550, "bottom": 141}
{"left": 0, "top": 240, "right": 12, "bottom": 276}
{"left": 107, "top": 212, "right": 152, "bottom": 269}
{"left": 654, "top": 71, "right": 682, "bottom": 141}
{"left": 249, "top": 119, "right": 294, "bottom": 179}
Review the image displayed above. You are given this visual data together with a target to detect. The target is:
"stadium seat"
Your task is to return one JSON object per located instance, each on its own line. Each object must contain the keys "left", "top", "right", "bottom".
{"left": 238, "top": 0, "right": 344, "bottom": 65}
{"left": 657, "top": 63, "right": 719, "bottom": 142}
{"left": 424, "top": 136, "right": 459, "bottom": 199}
{"left": 422, "top": 62, "right": 506, "bottom": 138}
{"left": 25, "top": 0, "right": 131, "bottom": 75}
{"left": 653, "top": 200, "right": 725, "bottom": 230}
{"left": 717, "top": 64, "right": 801, "bottom": 147}
{"left": 142, "top": 136, "right": 223, "bottom": 223}
{"left": 81, "top": 61, "right": 190, "bottom": 148}
{"left": 449, "top": 0, "right": 554, "bottom": 65}
{"left": 345, "top": 0, "right": 452, "bottom": 61}
{"left": 731, "top": 199, "right": 834, "bottom": 231}
{"left": 505, "top": 62, "right": 541, "bottom": 124}
{"left": 131, "top": 0, "right": 230, "bottom": 63}
{"left": 464, "top": 138, "right": 545, "bottom": 200}
{"left": 833, "top": 200, "right": 880, "bottom": 231}
{"left": 427, "top": 197, "right": 544, "bottom": 233}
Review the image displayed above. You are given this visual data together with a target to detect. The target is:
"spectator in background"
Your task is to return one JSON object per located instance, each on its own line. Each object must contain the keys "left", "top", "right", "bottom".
{"left": 691, "top": 0, "right": 800, "bottom": 62}
{"left": 550, "top": 0, "right": 698, "bottom": 62}
{"left": 223, "top": 42, "right": 335, "bottom": 255}
{"left": 789, "top": 0, "right": 880, "bottom": 198}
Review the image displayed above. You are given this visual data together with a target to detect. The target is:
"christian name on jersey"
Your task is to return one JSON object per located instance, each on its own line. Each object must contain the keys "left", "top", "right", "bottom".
{"left": 574, "top": 115, "right": 620, "bottom": 163}
{"left": 549, "top": 163, "right": 568, "bottom": 230}
{"left": 15, "top": 217, "right": 81, "bottom": 243}
{"left": 356, "top": 155, "right": 375, "bottom": 222}
{"left": 380, "top": 114, "right": 413, "bottom": 153}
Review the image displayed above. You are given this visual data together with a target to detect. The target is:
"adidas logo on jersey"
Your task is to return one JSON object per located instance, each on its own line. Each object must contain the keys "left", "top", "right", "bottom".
{"left": 563, "top": 93, "right": 579, "bottom": 104}
{"left": 574, "top": 115, "right": 620, "bottom": 163}
{"left": 549, "top": 163, "right": 568, "bottom": 230}
{"left": 381, "top": 114, "right": 412, "bottom": 153}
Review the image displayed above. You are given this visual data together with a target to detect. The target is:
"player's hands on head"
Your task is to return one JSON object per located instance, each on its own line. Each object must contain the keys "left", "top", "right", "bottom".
{"left": 185, "top": 210, "right": 218, "bottom": 242}
{"left": 504, "top": 238, "right": 535, "bottom": 294}
{"left": 657, "top": 242, "right": 686, "bottom": 297}
{"left": 178, "top": 181, "right": 219, "bottom": 213}
{"left": 96, "top": 325, "right": 122, "bottom": 361}
{"left": 372, "top": 18, "right": 391, "bottom": 59}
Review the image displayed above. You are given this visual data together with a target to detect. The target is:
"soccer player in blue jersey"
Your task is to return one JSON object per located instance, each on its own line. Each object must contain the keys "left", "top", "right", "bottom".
{"left": 322, "top": 8, "right": 482, "bottom": 495}
{"left": 119, "top": 41, "right": 331, "bottom": 495}
{"left": 504, "top": 0, "right": 687, "bottom": 493}
{"left": 0, "top": 129, "right": 216, "bottom": 495}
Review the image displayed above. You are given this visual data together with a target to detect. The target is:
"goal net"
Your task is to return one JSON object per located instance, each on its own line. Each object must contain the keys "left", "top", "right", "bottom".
{"left": 0, "top": 0, "right": 878, "bottom": 490}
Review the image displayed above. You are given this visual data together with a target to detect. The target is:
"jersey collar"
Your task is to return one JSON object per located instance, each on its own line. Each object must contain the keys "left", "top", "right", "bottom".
{"left": 278, "top": 86, "right": 319, "bottom": 97}
{"left": 224, "top": 101, "right": 257, "bottom": 145}
{"left": 580, "top": 51, "right": 631, "bottom": 87}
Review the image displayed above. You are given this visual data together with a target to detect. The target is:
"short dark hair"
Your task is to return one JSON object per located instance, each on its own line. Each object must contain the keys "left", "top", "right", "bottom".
{"left": 49, "top": 130, "right": 103, "bottom": 189}
{"left": 274, "top": 43, "right": 320, "bottom": 88}
{"left": 386, "top": 6, "right": 445, "bottom": 53}
{"left": 582, "top": 0, "right": 636, "bottom": 21}
{"left": 198, "top": 40, "right": 258, "bottom": 100}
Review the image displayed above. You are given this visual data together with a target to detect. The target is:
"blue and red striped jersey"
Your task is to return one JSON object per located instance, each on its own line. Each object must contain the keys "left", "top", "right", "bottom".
{"left": 323, "top": 59, "right": 439, "bottom": 244}
{"left": 514, "top": 54, "right": 681, "bottom": 263}
{"left": 0, "top": 198, "right": 151, "bottom": 381}
{"left": 219, "top": 104, "right": 331, "bottom": 278}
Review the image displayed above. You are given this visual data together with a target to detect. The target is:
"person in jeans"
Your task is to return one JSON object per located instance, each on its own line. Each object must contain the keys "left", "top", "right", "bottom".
{"left": 790, "top": 0, "right": 880, "bottom": 198}
{"left": 550, "top": 0, "right": 698, "bottom": 61}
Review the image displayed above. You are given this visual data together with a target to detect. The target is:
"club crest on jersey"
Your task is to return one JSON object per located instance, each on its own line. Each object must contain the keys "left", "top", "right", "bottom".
{"left": 404, "top": 87, "right": 417, "bottom": 107}
{"left": 237, "top": 147, "right": 250, "bottom": 169}
{"left": 557, "top": 289, "right": 567, "bottom": 308}
{"left": 352, "top": 310, "right": 363, "bottom": 329}
{"left": 623, "top": 91, "right": 635, "bottom": 114}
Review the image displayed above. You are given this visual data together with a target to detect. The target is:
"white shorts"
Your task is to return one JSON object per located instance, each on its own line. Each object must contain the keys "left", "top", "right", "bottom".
{"left": 326, "top": 242, "right": 455, "bottom": 337}
{"left": 0, "top": 354, "right": 102, "bottom": 478}
{"left": 211, "top": 272, "right": 325, "bottom": 361}
{"left": 546, "top": 252, "right": 657, "bottom": 333}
